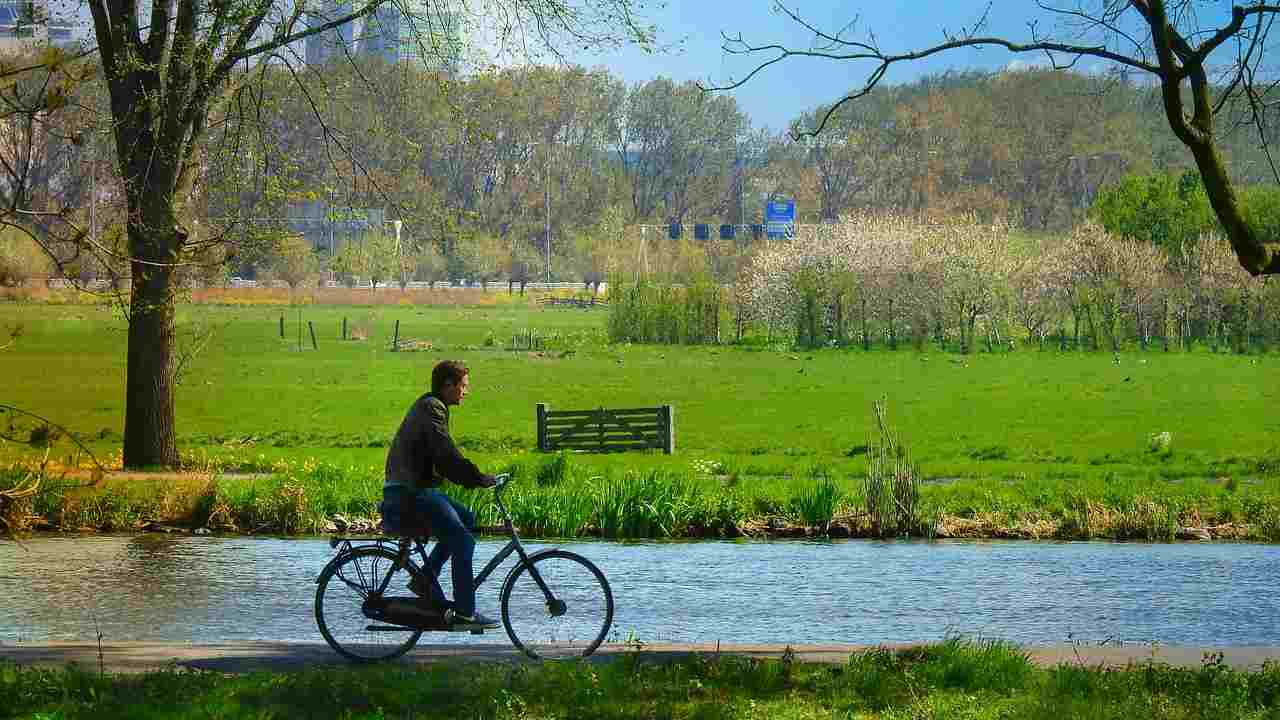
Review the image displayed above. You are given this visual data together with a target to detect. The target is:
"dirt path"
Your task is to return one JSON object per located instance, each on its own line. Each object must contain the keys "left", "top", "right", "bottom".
{"left": 2, "top": 642, "right": 1277, "bottom": 674}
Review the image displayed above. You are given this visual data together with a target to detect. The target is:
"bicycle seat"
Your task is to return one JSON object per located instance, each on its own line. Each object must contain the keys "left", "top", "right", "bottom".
{"left": 383, "top": 522, "right": 433, "bottom": 539}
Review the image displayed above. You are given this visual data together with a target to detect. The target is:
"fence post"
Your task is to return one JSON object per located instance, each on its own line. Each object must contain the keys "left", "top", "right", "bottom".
{"left": 661, "top": 404, "right": 675, "bottom": 454}
{"left": 536, "top": 403, "right": 548, "bottom": 452}
{"left": 342, "top": 316, "right": 347, "bottom": 341}
{"left": 279, "top": 315, "right": 284, "bottom": 338}
{"left": 308, "top": 321, "right": 318, "bottom": 350}
{"left": 392, "top": 319, "right": 400, "bottom": 351}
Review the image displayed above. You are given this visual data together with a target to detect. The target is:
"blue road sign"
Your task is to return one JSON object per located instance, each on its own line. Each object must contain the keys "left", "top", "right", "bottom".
{"left": 766, "top": 199, "right": 796, "bottom": 239}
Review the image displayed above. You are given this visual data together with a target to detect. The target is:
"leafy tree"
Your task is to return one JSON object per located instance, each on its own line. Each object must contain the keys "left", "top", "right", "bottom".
{"left": 0, "top": 226, "right": 49, "bottom": 285}
{"left": 455, "top": 233, "right": 506, "bottom": 290}
{"left": 1091, "top": 171, "right": 1216, "bottom": 258}
{"left": 266, "top": 233, "right": 319, "bottom": 293}
{"left": 363, "top": 233, "right": 399, "bottom": 292}
{"left": 716, "top": 1, "right": 1280, "bottom": 276}
{"left": 331, "top": 233, "right": 397, "bottom": 291}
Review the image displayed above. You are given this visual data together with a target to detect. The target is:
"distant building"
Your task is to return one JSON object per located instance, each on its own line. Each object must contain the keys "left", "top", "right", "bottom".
{"left": 305, "top": 0, "right": 354, "bottom": 66}
{"left": 0, "top": 0, "right": 78, "bottom": 54}
{"left": 357, "top": 3, "right": 400, "bottom": 64}
{"left": 356, "top": 0, "right": 465, "bottom": 72}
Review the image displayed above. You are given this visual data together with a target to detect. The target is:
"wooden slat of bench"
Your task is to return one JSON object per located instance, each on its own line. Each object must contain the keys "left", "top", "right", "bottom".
{"left": 548, "top": 424, "right": 658, "bottom": 440}
{"left": 555, "top": 438, "right": 665, "bottom": 448}
{"left": 545, "top": 417, "right": 660, "bottom": 427}
{"left": 545, "top": 408, "right": 664, "bottom": 418}
{"left": 547, "top": 425, "right": 660, "bottom": 443}
{"left": 546, "top": 426, "right": 661, "bottom": 438}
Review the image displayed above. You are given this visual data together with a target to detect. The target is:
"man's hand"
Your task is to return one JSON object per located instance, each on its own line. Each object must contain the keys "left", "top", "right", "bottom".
{"left": 477, "top": 474, "right": 499, "bottom": 488}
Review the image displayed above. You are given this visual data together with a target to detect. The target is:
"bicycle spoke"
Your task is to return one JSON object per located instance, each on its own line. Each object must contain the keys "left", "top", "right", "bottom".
{"left": 501, "top": 551, "right": 613, "bottom": 659}
{"left": 316, "top": 547, "right": 422, "bottom": 662}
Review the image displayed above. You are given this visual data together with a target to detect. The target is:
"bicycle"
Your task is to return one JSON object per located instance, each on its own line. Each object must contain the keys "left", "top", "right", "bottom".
{"left": 314, "top": 474, "right": 614, "bottom": 662}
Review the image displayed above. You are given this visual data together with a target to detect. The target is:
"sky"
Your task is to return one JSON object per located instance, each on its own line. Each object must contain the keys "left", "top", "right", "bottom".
{"left": 563, "top": 0, "right": 1131, "bottom": 131}
{"left": 51, "top": 0, "right": 1247, "bottom": 133}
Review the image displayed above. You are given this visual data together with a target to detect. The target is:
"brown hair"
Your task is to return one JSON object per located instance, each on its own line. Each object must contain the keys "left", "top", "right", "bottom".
{"left": 431, "top": 360, "right": 469, "bottom": 395}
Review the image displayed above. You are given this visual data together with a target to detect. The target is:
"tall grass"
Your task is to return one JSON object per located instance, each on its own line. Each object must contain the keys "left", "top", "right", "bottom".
{"left": 607, "top": 275, "right": 727, "bottom": 345}
{"left": 10, "top": 453, "right": 1280, "bottom": 540}
{"left": 789, "top": 466, "right": 844, "bottom": 527}
{"left": 864, "top": 400, "right": 921, "bottom": 537}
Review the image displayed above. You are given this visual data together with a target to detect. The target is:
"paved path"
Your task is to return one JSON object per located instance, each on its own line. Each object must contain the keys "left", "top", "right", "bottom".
{"left": 3, "top": 642, "right": 1279, "bottom": 674}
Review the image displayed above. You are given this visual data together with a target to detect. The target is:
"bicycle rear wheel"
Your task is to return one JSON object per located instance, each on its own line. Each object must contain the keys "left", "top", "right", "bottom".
{"left": 500, "top": 550, "right": 614, "bottom": 659}
{"left": 315, "top": 545, "right": 423, "bottom": 662}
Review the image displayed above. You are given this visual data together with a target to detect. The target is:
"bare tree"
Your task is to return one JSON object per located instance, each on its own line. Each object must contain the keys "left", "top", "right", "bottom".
{"left": 710, "top": 1, "right": 1280, "bottom": 276}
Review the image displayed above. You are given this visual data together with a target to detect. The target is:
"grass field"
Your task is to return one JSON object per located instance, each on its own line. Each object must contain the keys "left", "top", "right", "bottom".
{"left": 3, "top": 299, "right": 1280, "bottom": 538}
{"left": 6, "top": 639, "right": 1280, "bottom": 719}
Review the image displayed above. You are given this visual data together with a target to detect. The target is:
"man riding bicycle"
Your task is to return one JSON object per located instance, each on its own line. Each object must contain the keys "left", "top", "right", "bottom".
{"left": 381, "top": 359, "right": 499, "bottom": 629}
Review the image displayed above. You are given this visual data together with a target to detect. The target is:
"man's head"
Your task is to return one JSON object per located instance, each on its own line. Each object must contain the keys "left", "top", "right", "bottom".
{"left": 432, "top": 360, "right": 470, "bottom": 406}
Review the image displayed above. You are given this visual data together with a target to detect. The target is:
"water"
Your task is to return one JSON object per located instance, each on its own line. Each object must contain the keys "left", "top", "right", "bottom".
{"left": 2, "top": 535, "right": 1277, "bottom": 647}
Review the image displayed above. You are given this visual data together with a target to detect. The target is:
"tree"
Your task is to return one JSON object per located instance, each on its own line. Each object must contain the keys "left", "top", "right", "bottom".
{"left": 0, "top": 226, "right": 49, "bottom": 286}
{"left": 266, "top": 233, "right": 319, "bottom": 294}
{"left": 610, "top": 78, "right": 747, "bottom": 222}
{"left": 330, "top": 233, "right": 397, "bottom": 291}
{"left": 1091, "top": 170, "right": 1216, "bottom": 258}
{"left": 456, "top": 233, "right": 507, "bottom": 290}
{"left": 715, "top": 0, "right": 1280, "bottom": 276}
{"left": 363, "top": 234, "right": 398, "bottom": 292}
{"left": 63, "top": 0, "right": 652, "bottom": 467}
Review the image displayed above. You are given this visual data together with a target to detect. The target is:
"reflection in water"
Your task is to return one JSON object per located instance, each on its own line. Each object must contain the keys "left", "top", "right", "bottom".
{"left": 2, "top": 536, "right": 1278, "bottom": 647}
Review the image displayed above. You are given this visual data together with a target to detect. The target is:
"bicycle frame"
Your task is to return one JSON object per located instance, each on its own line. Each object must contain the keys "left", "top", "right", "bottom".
{"left": 320, "top": 475, "right": 556, "bottom": 604}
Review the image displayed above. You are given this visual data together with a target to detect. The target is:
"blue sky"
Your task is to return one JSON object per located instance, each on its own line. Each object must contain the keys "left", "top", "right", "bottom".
{"left": 568, "top": 0, "right": 1132, "bottom": 131}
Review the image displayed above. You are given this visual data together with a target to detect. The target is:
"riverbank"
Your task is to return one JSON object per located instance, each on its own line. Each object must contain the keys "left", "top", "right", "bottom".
{"left": 5, "top": 639, "right": 1280, "bottom": 719}
{"left": 5, "top": 460, "right": 1280, "bottom": 542}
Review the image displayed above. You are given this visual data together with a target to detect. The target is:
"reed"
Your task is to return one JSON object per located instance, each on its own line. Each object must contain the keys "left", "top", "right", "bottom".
{"left": 9, "top": 457, "right": 1280, "bottom": 541}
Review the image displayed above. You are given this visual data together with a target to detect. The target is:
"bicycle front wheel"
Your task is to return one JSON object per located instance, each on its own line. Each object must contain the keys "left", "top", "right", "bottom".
{"left": 500, "top": 550, "right": 614, "bottom": 659}
{"left": 315, "top": 545, "right": 423, "bottom": 662}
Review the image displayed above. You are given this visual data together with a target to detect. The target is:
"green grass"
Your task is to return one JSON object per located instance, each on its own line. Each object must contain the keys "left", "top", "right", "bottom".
{"left": 6, "top": 639, "right": 1280, "bottom": 719}
{"left": 3, "top": 301, "right": 1280, "bottom": 538}
{"left": 3, "top": 302, "right": 1279, "bottom": 481}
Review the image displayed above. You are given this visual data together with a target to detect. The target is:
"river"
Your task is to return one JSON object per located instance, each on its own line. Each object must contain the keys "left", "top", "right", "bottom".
{"left": 2, "top": 535, "right": 1275, "bottom": 647}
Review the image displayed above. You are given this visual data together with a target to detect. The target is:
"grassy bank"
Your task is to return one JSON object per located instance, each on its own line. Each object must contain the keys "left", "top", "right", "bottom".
{"left": 5, "top": 302, "right": 1280, "bottom": 542}
{"left": 6, "top": 639, "right": 1280, "bottom": 719}
{"left": 7, "top": 454, "right": 1280, "bottom": 541}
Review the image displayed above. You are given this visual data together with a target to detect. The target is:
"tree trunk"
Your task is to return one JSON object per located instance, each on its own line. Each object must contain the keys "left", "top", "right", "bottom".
{"left": 887, "top": 298, "right": 896, "bottom": 350}
{"left": 123, "top": 240, "right": 179, "bottom": 468}
{"left": 1161, "top": 299, "right": 1170, "bottom": 352}
{"left": 860, "top": 297, "right": 869, "bottom": 350}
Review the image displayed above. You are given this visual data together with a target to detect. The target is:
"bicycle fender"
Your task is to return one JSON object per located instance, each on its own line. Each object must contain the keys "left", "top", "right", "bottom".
{"left": 313, "top": 541, "right": 408, "bottom": 583}
{"left": 500, "top": 547, "right": 563, "bottom": 589}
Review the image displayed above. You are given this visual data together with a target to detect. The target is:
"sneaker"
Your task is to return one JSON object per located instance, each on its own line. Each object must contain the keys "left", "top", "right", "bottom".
{"left": 446, "top": 609, "right": 500, "bottom": 629}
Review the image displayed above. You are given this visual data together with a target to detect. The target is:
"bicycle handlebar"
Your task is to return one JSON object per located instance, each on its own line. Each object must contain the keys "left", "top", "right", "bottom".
{"left": 492, "top": 473, "right": 514, "bottom": 521}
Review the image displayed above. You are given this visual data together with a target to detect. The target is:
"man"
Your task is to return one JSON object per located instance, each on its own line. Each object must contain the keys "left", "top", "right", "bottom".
{"left": 382, "top": 359, "right": 499, "bottom": 629}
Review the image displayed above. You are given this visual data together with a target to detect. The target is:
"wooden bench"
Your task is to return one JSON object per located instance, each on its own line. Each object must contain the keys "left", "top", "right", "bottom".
{"left": 538, "top": 297, "right": 609, "bottom": 309}
{"left": 536, "top": 404, "right": 673, "bottom": 454}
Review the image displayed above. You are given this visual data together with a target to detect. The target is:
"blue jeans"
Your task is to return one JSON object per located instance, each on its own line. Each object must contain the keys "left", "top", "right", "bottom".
{"left": 383, "top": 486, "right": 479, "bottom": 616}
